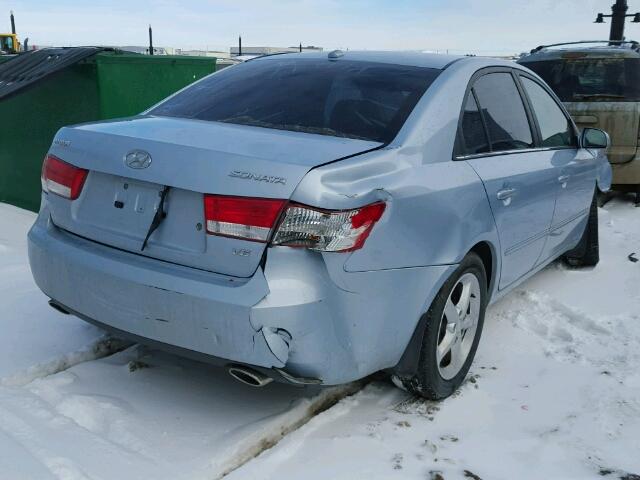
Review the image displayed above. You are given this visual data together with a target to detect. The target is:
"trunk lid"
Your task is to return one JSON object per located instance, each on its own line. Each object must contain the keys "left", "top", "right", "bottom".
{"left": 566, "top": 101, "right": 640, "bottom": 164}
{"left": 47, "top": 116, "right": 381, "bottom": 277}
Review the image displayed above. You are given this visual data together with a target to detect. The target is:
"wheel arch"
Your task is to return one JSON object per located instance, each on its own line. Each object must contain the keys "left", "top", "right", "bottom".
{"left": 392, "top": 242, "right": 498, "bottom": 381}
{"left": 468, "top": 240, "right": 498, "bottom": 302}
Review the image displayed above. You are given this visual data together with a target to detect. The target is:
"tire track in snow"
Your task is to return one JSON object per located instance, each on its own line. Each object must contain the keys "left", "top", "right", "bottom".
{"left": 0, "top": 336, "right": 131, "bottom": 387}
{"left": 213, "top": 380, "right": 367, "bottom": 479}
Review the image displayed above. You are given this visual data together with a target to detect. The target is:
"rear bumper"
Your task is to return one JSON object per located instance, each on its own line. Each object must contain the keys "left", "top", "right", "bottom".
{"left": 28, "top": 212, "right": 280, "bottom": 368}
{"left": 28, "top": 209, "right": 453, "bottom": 385}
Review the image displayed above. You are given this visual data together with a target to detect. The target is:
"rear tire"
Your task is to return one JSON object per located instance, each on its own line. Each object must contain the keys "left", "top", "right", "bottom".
{"left": 564, "top": 192, "right": 599, "bottom": 268}
{"left": 395, "top": 252, "right": 488, "bottom": 400}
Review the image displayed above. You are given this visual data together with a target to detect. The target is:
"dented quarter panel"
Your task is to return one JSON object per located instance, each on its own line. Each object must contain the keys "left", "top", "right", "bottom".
{"left": 291, "top": 58, "right": 503, "bottom": 275}
{"left": 293, "top": 150, "right": 499, "bottom": 273}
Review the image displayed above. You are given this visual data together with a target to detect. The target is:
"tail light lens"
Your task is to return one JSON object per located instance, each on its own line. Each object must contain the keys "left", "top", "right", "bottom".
{"left": 41, "top": 155, "right": 88, "bottom": 200}
{"left": 204, "top": 195, "right": 286, "bottom": 242}
{"left": 203, "top": 195, "right": 385, "bottom": 252}
{"left": 272, "top": 202, "right": 386, "bottom": 252}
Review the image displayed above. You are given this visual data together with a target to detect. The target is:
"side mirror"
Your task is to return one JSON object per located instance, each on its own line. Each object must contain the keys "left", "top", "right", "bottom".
{"left": 581, "top": 128, "right": 610, "bottom": 150}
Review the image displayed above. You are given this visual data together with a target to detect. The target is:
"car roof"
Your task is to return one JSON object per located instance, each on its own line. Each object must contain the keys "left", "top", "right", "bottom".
{"left": 250, "top": 50, "right": 468, "bottom": 70}
{"left": 520, "top": 41, "right": 640, "bottom": 62}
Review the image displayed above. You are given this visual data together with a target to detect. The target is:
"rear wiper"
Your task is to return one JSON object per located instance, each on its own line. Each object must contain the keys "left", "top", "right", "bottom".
{"left": 141, "top": 185, "right": 171, "bottom": 251}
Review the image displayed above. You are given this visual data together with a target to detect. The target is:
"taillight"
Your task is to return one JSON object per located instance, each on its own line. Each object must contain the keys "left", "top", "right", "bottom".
{"left": 41, "top": 155, "right": 88, "bottom": 200}
{"left": 204, "top": 195, "right": 286, "bottom": 242}
{"left": 203, "top": 195, "right": 386, "bottom": 251}
{"left": 272, "top": 202, "right": 386, "bottom": 252}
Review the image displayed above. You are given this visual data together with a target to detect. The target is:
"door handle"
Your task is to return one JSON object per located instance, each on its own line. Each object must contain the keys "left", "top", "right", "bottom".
{"left": 558, "top": 175, "right": 570, "bottom": 187}
{"left": 496, "top": 188, "right": 516, "bottom": 201}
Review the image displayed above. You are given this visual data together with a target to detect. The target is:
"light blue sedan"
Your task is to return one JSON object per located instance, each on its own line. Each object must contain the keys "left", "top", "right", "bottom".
{"left": 29, "top": 51, "right": 611, "bottom": 399}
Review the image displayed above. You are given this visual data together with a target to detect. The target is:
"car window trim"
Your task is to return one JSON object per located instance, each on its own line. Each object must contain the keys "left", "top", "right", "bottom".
{"left": 510, "top": 70, "right": 543, "bottom": 147}
{"left": 456, "top": 145, "right": 577, "bottom": 161}
{"left": 453, "top": 67, "right": 538, "bottom": 160}
{"left": 513, "top": 71, "right": 580, "bottom": 149}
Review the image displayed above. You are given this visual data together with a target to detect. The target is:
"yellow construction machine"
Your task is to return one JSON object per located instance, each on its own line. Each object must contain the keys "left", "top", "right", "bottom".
{"left": 1, "top": 12, "right": 20, "bottom": 55}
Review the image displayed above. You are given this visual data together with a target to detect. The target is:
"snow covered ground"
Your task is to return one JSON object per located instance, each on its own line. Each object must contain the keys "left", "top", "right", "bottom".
{"left": 228, "top": 196, "right": 640, "bottom": 480}
{"left": 0, "top": 205, "right": 109, "bottom": 387}
{"left": 1, "top": 197, "right": 639, "bottom": 480}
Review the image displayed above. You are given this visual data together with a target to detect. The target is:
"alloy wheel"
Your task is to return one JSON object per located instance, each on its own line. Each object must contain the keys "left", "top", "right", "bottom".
{"left": 436, "top": 272, "right": 481, "bottom": 380}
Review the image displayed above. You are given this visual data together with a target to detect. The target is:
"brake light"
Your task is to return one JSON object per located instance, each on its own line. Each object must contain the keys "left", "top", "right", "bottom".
{"left": 41, "top": 155, "right": 88, "bottom": 200}
{"left": 272, "top": 202, "right": 386, "bottom": 252}
{"left": 203, "top": 195, "right": 386, "bottom": 251}
{"left": 204, "top": 195, "right": 286, "bottom": 242}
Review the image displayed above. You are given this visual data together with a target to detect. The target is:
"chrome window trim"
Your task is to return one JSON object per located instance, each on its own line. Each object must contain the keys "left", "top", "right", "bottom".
{"left": 454, "top": 145, "right": 577, "bottom": 161}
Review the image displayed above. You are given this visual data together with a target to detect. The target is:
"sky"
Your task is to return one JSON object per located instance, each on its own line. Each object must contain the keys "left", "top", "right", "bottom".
{"left": 1, "top": 0, "right": 632, "bottom": 55}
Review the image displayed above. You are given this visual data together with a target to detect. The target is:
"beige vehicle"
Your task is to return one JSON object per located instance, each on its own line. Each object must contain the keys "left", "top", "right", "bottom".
{"left": 519, "top": 41, "right": 640, "bottom": 201}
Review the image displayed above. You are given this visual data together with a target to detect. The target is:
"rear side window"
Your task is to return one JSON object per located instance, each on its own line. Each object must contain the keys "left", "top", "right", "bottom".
{"left": 149, "top": 58, "right": 441, "bottom": 143}
{"left": 459, "top": 94, "right": 490, "bottom": 155}
{"left": 472, "top": 73, "right": 534, "bottom": 152}
{"left": 520, "top": 77, "right": 577, "bottom": 148}
{"left": 522, "top": 57, "right": 640, "bottom": 102}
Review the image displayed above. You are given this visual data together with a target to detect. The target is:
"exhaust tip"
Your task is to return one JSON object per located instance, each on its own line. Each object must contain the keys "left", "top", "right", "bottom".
{"left": 48, "top": 300, "right": 70, "bottom": 315}
{"left": 227, "top": 365, "right": 273, "bottom": 388}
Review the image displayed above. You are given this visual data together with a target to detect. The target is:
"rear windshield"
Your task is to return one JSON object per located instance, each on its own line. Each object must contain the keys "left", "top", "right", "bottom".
{"left": 149, "top": 58, "right": 441, "bottom": 143}
{"left": 523, "top": 57, "right": 640, "bottom": 102}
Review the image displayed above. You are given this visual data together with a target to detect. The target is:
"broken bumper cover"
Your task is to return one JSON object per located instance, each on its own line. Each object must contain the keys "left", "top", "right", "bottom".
{"left": 28, "top": 211, "right": 453, "bottom": 386}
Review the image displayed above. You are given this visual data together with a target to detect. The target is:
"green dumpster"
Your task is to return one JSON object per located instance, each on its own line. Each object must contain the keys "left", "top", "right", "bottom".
{"left": 0, "top": 50, "right": 216, "bottom": 211}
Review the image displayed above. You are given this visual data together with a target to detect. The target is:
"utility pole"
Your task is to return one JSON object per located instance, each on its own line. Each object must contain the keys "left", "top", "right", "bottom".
{"left": 299, "top": 42, "right": 302, "bottom": 53}
{"left": 10, "top": 10, "right": 16, "bottom": 34}
{"left": 595, "top": 0, "right": 640, "bottom": 42}
{"left": 148, "top": 24, "right": 154, "bottom": 55}
{"left": 238, "top": 35, "right": 242, "bottom": 56}
{"left": 611, "top": 0, "right": 629, "bottom": 40}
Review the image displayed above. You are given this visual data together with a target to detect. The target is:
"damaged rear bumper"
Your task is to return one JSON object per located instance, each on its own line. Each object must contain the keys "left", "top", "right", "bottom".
{"left": 28, "top": 209, "right": 453, "bottom": 386}
{"left": 29, "top": 212, "right": 287, "bottom": 366}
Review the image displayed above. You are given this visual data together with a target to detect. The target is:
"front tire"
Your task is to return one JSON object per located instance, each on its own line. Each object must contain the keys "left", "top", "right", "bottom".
{"left": 397, "top": 252, "right": 488, "bottom": 400}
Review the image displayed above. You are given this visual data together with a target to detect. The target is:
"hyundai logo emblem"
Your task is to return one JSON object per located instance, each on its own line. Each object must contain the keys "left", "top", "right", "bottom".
{"left": 124, "top": 150, "right": 152, "bottom": 169}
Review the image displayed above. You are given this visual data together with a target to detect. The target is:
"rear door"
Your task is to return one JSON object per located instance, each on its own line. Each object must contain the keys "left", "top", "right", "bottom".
{"left": 459, "top": 70, "right": 557, "bottom": 289}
